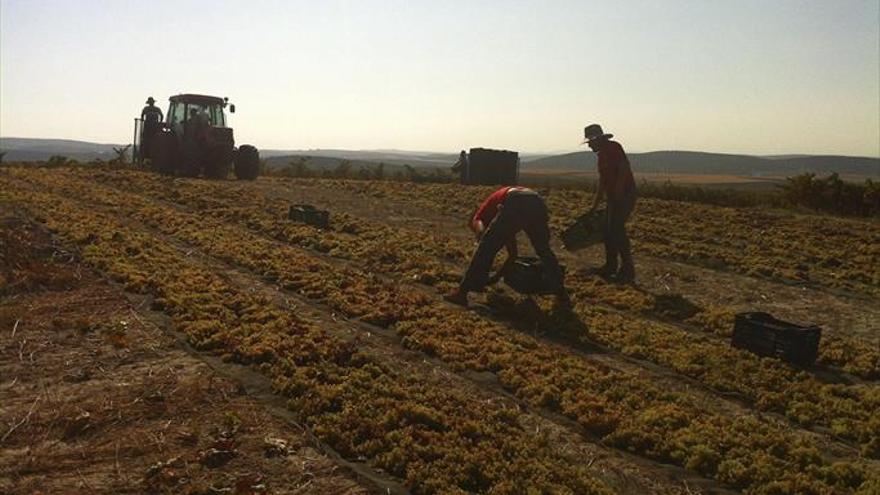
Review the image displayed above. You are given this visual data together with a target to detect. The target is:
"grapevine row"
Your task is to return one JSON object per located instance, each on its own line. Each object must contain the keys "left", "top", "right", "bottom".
{"left": 62, "top": 168, "right": 880, "bottom": 453}
{"left": 6, "top": 169, "right": 878, "bottom": 493}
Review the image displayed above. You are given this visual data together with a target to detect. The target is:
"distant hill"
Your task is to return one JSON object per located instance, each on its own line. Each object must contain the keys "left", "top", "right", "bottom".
{"left": 262, "top": 149, "right": 551, "bottom": 170}
{"left": 3, "top": 137, "right": 877, "bottom": 178}
{"left": 0, "top": 137, "right": 121, "bottom": 162}
{"left": 522, "top": 150, "right": 880, "bottom": 177}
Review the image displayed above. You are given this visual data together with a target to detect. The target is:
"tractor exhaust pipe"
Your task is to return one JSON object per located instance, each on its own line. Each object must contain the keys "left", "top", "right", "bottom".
{"left": 132, "top": 118, "right": 143, "bottom": 166}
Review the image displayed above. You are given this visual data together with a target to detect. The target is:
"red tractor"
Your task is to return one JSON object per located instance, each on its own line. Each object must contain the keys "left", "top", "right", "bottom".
{"left": 133, "top": 94, "right": 260, "bottom": 180}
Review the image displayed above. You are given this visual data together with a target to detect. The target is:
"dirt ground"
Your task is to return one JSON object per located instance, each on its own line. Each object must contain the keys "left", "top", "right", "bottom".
{"left": 3, "top": 169, "right": 878, "bottom": 494}
{"left": 0, "top": 215, "right": 373, "bottom": 494}
{"left": 0, "top": 191, "right": 719, "bottom": 495}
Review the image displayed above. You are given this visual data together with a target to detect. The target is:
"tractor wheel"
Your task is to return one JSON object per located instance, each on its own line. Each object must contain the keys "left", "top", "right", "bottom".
{"left": 203, "top": 147, "right": 232, "bottom": 180}
{"left": 234, "top": 145, "right": 260, "bottom": 180}
{"left": 150, "top": 132, "right": 178, "bottom": 175}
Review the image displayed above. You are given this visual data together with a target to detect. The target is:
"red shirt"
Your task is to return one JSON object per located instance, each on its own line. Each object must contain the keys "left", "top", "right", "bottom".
{"left": 472, "top": 186, "right": 526, "bottom": 231}
{"left": 597, "top": 140, "right": 636, "bottom": 200}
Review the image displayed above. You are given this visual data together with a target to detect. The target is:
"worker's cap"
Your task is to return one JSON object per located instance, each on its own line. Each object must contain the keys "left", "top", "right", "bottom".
{"left": 146, "top": 97, "right": 156, "bottom": 104}
{"left": 582, "top": 124, "right": 613, "bottom": 144}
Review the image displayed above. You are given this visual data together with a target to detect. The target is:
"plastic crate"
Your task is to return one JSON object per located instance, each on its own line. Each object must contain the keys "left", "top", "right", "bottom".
{"left": 560, "top": 209, "right": 605, "bottom": 251}
{"left": 288, "top": 204, "right": 329, "bottom": 229}
{"left": 731, "top": 312, "right": 821, "bottom": 366}
{"left": 502, "top": 257, "right": 565, "bottom": 295}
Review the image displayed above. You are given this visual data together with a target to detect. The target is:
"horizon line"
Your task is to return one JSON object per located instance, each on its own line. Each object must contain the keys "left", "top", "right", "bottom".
{"left": 1, "top": 135, "right": 879, "bottom": 160}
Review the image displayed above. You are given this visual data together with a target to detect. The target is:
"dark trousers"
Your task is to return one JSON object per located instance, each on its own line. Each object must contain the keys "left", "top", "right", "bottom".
{"left": 140, "top": 120, "right": 160, "bottom": 160}
{"left": 604, "top": 190, "right": 637, "bottom": 272}
{"left": 460, "top": 191, "right": 564, "bottom": 293}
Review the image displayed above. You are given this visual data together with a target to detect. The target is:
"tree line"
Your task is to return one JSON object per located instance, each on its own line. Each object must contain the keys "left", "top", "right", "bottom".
{"left": 265, "top": 157, "right": 454, "bottom": 183}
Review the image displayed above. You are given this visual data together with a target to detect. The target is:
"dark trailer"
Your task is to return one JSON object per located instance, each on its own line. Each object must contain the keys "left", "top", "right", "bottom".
{"left": 458, "top": 147, "right": 519, "bottom": 186}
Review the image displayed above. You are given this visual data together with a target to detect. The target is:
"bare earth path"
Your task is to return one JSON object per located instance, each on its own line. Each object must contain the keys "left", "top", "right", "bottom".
{"left": 0, "top": 214, "right": 374, "bottom": 494}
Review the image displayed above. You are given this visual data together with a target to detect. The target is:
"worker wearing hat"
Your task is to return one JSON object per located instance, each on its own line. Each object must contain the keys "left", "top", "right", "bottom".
{"left": 584, "top": 124, "right": 637, "bottom": 283}
{"left": 141, "top": 97, "right": 164, "bottom": 123}
{"left": 139, "top": 97, "right": 164, "bottom": 162}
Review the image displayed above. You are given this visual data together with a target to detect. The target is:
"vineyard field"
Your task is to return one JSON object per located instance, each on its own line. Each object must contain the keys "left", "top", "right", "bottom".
{"left": 2, "top": 166, "right": 879, "bottom": 495}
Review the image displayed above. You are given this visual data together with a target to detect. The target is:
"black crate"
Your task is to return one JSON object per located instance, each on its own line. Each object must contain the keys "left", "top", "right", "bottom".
{"left": 502, "top": 257, "right": 565, "bottom": 295}
{"left": 731, "top": 312, "right": 821, "bottom": 366}
{"left": 288, "top": 204, "right": 329, "bottom": 229}
{"left": 560, "top": 209, "right": 605, "bottom": 251}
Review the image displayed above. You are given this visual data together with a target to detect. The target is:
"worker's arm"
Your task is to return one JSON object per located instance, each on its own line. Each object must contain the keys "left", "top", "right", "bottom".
{"left": 590, "top": 186, "right": 605, "bottom": 213}
{"left": 472, "top": 219, "right": 485, "bottom": 241}
{"left": 604, "top": 143, "right": 629, "bottom": 202}
{"left": 591, "top": 152, "right": 610, "bottom": 212}
{"left": 471, "top": 192, "right": 497, "bottom": 241}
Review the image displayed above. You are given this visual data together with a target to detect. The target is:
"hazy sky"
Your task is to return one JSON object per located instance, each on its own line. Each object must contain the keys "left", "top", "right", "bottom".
{"left": 1, "top": 0, "right": 878, "bottom": 156}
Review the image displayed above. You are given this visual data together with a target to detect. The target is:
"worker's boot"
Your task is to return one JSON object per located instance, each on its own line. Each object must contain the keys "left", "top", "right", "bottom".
{"left": 554, "top": 287, "right": 572, "bottom": 310}
{"left": 594, "top": 263, "right": 617, "bottom": 278}
{"left": 595, "top": 241, "right": 619, "bottom": 277}
{"left": 592, "top": 254, "right": 617, "bottom": 278}
{"left": 444, "top": 288, "right": 470, "bottom": 307}
{"left": 615, "top": 255, "right": 636, "bottom": 284}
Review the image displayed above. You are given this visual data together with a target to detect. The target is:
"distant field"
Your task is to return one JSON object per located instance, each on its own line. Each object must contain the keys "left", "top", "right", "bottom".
{"left": 521, "top": 169, "right": 876, "bottom": 191}
{"left": 521, "top": 170, "right": 784, "bottom": 190}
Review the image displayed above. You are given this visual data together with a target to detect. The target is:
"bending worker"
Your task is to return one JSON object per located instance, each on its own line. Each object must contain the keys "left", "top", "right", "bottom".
{"left": 445, "top": 186, "right": 570, "bottom": 306}
{"left": 584, "top": 124, "right": 637, "bottom": 283}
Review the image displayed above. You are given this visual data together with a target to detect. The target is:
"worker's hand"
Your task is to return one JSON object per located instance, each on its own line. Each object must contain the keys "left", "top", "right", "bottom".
{"left": 472, "top": 220, "right": 485, "bottom": 242}
{"left": 487, "top": 271, "right": 503, "bottom": 285}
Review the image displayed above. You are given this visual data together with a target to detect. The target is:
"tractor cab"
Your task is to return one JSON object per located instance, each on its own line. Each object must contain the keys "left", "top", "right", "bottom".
{"left": 165, "top": 94, "right": 233, "bottom": 137}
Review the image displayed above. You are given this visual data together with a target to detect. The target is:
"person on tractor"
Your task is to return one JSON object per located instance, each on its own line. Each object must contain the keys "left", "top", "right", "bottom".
{"left": 583, "top": 124, "right": 637, "bottom": 283}
{"left": 180, "top": 108, "right": 212, "bottom": 166}
{"left": 185, "top": 108, "right": 211, "bottom": 141}
{"left": 451, "top": 150, "right": 468, "bottom": 174}
{"left": 140, "top": 97, "right": 164, "bottom": 160}
{"left": 445, "top": 186, "right": 570, "bottom": 307}
{"left": 141, "top": 96, "right": 164, "bottom": 122}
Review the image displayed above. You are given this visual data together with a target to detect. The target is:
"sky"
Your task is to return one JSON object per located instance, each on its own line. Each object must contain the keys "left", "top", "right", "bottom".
{"left": 1, "top": 0, "right": 878, "bottom": 156}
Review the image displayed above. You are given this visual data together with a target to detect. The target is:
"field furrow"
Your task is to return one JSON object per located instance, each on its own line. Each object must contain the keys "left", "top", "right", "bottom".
{"left": 2, "top": 182, "right": 620, "bottom": 494}
{"left": 318, "top": 179, "right": 880, "bottom": 298}
{"left": 52, "top": 169, "right": 880, "bottom": 454}
{"left": 4, "top": 168, "right": 879, "bottom": 494}
{"left": 81, "top": 170, "right": 880, "bottom": 380}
